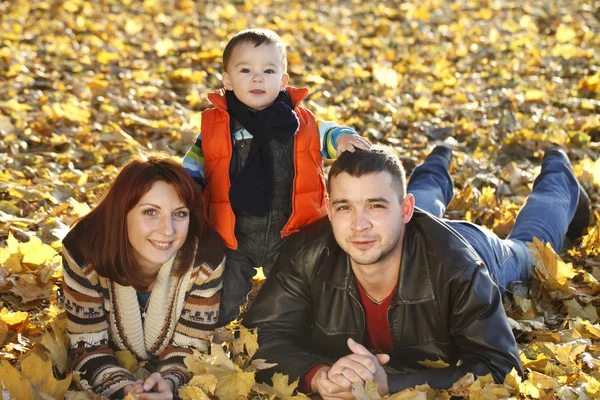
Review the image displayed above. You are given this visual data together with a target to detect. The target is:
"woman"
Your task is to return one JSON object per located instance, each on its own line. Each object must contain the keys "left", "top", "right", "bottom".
{"left": 62, "top": 152, "right": 226, "bottom": 399}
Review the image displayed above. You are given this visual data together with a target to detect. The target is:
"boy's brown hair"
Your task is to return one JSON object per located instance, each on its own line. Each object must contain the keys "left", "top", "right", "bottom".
{"left": 222, "top": 29, "right": 287, "bottom": 72}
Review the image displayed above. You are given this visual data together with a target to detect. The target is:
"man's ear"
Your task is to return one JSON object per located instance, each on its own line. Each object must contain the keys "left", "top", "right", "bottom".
{"left": 401, "top": 194, "right": 415, "bottom": 224}
{"left": 280, "top": 73, "right": 289, "bottom": 90}
{"left": 222, "top": 72, "right": 233, "bottom": 90}
{"left": 326, "top": 198, "right": 332, "bottom": 221}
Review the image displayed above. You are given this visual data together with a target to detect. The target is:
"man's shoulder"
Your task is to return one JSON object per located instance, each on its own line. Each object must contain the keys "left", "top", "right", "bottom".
{"left": 409, "top": 209, "right": 482, "bottom": 269}
{"left": 280, "top": 217, "right": 338, "bottom": 271}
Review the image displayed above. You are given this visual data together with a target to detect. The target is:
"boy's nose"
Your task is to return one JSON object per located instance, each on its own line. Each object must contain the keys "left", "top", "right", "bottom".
{"left": 251, "top": 73, "right": 264, "bottom": 82}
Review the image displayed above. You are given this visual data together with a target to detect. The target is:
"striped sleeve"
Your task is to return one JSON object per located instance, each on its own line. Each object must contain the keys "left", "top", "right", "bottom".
{"left": 316, "top": 120, "right": 358, "bottom": 158}
{"left": 61, "top": 254, "right": 136, "bottom": 396}
{"left": 157, "top": 257, "right": 225, "bottom": 390}
{"left": 182, "top": 133, "right": 207, "bottom": 188}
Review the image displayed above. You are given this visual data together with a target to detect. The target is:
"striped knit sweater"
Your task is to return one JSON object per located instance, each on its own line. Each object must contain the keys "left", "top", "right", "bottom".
{"left": 62, "top": 233, "right": 224, "bottom": 397}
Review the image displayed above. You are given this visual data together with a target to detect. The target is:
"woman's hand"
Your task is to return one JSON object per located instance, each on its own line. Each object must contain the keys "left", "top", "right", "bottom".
{"left": 124, "top": 373, "right": 174, "bottom": 399}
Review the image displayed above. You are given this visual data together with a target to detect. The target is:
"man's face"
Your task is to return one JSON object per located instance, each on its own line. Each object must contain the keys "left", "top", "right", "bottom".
{"left": 222, "top": 41, "right": 289, "bottom": 110}
{"left": 327, "top": 171, "right": 413, "bottom": 268}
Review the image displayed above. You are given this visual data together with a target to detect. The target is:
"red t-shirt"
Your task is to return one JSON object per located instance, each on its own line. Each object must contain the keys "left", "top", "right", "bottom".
{"left": 300, "top": 279, "right": 396, "bottom": 392}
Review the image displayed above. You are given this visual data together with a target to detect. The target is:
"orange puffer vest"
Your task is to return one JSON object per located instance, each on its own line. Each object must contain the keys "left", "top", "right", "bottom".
{"left": 201, "top": 87, "right": 327, "bottom": 250}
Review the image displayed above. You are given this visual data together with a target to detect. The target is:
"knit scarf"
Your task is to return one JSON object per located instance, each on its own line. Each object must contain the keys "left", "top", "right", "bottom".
{"left": 226, "top": 90, "right": 299, "bottom": 217}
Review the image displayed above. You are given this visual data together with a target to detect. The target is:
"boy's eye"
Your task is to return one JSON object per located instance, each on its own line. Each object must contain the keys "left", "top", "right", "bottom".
{"left": 240, "top": 68, "right": 250, "bottom": 73}
{"left": 264, "top": 69, "right": 275, "bottom": 74}
{"left": 174, "top": 210, "right": 189, "bottom": 218}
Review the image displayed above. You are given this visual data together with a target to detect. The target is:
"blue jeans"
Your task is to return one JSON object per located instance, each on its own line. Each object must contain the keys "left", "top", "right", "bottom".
{"left": 407, "top": 149, "right": 580, "bottom": 293}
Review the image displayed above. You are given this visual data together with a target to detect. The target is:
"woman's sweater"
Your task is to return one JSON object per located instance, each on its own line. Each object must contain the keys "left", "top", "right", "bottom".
{"left": 62, "top": 235, "right": 224, "bottom": 397}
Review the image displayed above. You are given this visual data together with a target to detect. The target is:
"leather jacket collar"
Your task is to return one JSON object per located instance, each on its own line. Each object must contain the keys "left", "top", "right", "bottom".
{"left": 323, "top": 216, "right": 436, "bottom": 304}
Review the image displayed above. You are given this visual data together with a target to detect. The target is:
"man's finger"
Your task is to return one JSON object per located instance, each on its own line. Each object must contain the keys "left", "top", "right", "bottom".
{"left": 376, "top": 353, "right": 390, "bottom": 365}
{"left": 347, "top": 337, "right": 372, "bottom": 356}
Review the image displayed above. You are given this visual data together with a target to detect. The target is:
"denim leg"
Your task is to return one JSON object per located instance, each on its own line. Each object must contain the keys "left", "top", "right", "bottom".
{"left": 218, "top": 247, "right": 256, "bottom": 326}
{"left": 407, "top": 153, "right": 454, "bottom": 217}
{"left": 507, "top": 149, "right": 580, "bottom": 257}
{"left": 447, "top": 222, "right": 528, "bottom": 293}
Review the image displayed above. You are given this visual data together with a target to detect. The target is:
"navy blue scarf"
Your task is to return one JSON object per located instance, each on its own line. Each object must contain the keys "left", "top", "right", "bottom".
{"left": 226, "top": 90, "right": 299, "bottom": 216}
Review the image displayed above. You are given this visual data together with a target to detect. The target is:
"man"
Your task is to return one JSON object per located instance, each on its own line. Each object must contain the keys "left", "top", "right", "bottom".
{"left": 244, "top": 146, "right": 589, "bottom": 397}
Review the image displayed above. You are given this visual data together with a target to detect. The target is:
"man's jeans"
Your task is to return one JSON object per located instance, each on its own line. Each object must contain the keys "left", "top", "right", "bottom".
{"left": 407, "top": 149, "right": 580, "bottom": 293}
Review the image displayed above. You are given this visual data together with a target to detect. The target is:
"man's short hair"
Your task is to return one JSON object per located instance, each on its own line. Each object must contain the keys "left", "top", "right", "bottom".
{"left": 328, "top": 146, "right": 407, "bottom": 200}
{"left": 222, "top": 29, "right": 287, "bottom": 72}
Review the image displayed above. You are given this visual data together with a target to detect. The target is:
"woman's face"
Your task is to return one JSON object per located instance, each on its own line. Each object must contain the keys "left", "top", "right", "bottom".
{"left": 126, "top": 181, "right": 190, "bottom": 276}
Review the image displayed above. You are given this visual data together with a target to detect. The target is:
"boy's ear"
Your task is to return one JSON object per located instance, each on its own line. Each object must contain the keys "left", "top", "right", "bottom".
{"left": 222, "top": 72, "right": 233, "bottom": 90}
{"left": 280, "top": 73, "right": 289, "bottom": 90}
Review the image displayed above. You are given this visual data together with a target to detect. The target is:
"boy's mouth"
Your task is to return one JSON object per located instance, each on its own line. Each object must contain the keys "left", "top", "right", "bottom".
{"left": 250, "top": 89, "right": 265, "bottom": 94}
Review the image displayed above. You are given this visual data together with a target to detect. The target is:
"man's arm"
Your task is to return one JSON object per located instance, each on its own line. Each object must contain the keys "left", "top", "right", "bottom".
{"left": 387, "top": 259, "right": 523, "bottom": 392}
{"left": 182, "top": 133, "right": 207, "bottom": 188}
{"left": 243, "top": 237, "right": 325, "bottom": 383}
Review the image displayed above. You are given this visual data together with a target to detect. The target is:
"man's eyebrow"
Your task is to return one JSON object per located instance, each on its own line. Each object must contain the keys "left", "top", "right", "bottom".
{"left": 330, "top": 197, "right": 390, "bottom": 205}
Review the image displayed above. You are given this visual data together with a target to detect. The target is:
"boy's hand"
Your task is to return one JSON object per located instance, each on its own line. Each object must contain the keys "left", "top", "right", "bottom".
{"left": 336, "top": 133, "right": 372, "bottom": 155}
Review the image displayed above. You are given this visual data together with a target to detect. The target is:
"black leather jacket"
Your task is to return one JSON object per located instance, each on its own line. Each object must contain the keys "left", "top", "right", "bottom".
{"left": 244, "top": 211, "right": 523, "bottom": 393}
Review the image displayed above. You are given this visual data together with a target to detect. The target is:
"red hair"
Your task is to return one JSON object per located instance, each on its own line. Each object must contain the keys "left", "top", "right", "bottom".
{"left": 70, "top": 151, "right": 224, "bottom": 291}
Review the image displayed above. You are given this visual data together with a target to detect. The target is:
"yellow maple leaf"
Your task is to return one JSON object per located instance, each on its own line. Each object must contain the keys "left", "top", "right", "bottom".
{"left": 1, "top": 310, "right": 29, "bottom": 326}
{"left": 115, "top": 350, "right": 139, "bottom": 373}
{"left": 529, "top": 237, "right": 576, "bottom": 291}
{"left": 154, "top": 38, "right": 176, "bottom": 57}
{"left": 372, "top": 66, "right": 400, "bottom": 88}
{"left": 125, "top": 19, "right": 143, "bottom": 35}
{"left": 198, "top": 344, "right": 255, "bottom": 399}
{"left": 564, "top": 298, "right": 598, "bottom": 323}
{"left": 0, "top": 247, "right": 21, "bottom": 272}
{"left": 556, "top": 24, "right": 577, "bottom": 43}
{"left": 0, "top": 360, "right": 35, "bottom": 400}
{"left": 20, "top": 236, "right": 58, "bottom": 268}
{"left": 178, "top": 385, "right": 211, "bottom": 400}
{"left": 352, "top": 380, "right": 381, "bottom": 400}
{"left": 239, "top": 326, "right": 259, "bottom": 358}
{"left": 0, "top": 319, "right": 8, "bottom": 344}
{"left": 524, "top": 89, "right": 546, "bottom": 102}
{"left": 20, "top": 352, "right": 72, "bottom": 399}
{"left": 41, "top": 318, "right": 70, "bottom": 374}
{"left": 417, "top": 357, "right": 449, "bottom": 368}
{"left": 504, "top": 368, "right": 522, "bottom": 393}
{"left": 387, "top": 388, "right": 428, "bottom": 399}
{"left": 187, "top": 374, "right": 217, "bottom": 395}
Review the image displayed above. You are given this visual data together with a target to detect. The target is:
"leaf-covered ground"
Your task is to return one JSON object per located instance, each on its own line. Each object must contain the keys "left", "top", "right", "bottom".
{"left": 1, "top": 0, "right": 599, "bottom": 398}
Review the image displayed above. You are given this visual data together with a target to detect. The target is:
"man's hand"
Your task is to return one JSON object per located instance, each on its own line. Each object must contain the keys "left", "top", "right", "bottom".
{"left": 124, "top": 373, "right": 174, "bottom": 400}
{"left": 336, "top": 133, "right": 372, "bottom": 155}
{"left": 311, "top": 366, "right": 356, "bottom": 400}
{"left": 310, "top": 338, "right": 390, "bottom": 399}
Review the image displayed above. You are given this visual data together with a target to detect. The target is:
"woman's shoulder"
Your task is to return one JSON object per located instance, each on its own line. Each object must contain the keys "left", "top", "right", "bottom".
{"left": 62, "top": 229, "right": 100, "bottom": 283}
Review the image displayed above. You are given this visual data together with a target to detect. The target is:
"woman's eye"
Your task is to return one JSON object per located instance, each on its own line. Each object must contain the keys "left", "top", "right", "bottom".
{"left": 143, "top": 209, "right": 157, "bottom": 216}
{"left": 174, "top": 211, "right": 189, "bottom": 218}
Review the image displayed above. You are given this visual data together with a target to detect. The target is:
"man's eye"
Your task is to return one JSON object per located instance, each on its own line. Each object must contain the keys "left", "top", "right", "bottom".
{"left": 336, "top": 206, "right": 350, "bottom": 211}
{"left": 371, "top": 204, "right": 386, "bottom": 209}
{"left": 174, "top": 211, "right": 189, "bottom": 218}
{"left": 143, "top": 209, "right": 157, "bottom": 216}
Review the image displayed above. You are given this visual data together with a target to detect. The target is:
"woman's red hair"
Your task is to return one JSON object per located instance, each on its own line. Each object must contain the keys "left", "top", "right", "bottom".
{"left": 70, "top": 151, "right": 224, "bottom": 291}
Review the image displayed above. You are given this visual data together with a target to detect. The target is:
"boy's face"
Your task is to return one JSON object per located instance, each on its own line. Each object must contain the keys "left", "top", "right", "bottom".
{"left": 222, "top": 41, "right": 289, "bottom": 110}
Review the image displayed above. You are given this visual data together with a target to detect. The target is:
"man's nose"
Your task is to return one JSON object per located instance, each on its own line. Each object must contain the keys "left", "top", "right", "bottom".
{"left": 351, "top": 210, "right": 371, "bottom": 232}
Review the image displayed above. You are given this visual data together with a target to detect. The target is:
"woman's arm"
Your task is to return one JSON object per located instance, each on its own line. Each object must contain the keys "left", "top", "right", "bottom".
{"left": 62, "top": 252, "right": 137, "bottom": 397}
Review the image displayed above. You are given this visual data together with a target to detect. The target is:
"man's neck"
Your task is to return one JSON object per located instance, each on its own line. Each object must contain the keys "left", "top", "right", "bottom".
{"left": 351, "top": 245, "right": 403, "bottom": 301}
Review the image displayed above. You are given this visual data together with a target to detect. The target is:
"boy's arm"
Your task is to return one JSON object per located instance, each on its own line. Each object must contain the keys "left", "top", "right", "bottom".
{"left": 317, "top": 120, "right": 371, "bottom": 158}
{"left": 182, "top": 133, "right": 208, "bottom": 188}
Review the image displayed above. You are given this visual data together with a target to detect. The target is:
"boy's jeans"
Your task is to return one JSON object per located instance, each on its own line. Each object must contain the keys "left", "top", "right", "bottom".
{"left": 407, "top": 148, "right": 580, "bottom": 293}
